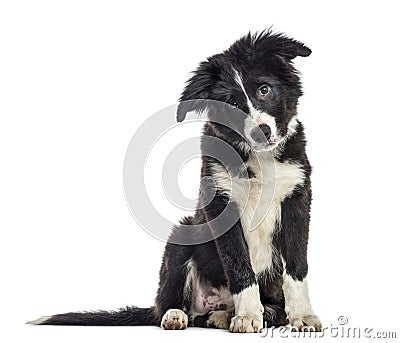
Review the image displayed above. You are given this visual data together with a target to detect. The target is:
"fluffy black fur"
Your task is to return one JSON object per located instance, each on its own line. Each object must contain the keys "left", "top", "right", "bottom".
{"left": 31, "top": 29, "right": 316, "bottom": 331}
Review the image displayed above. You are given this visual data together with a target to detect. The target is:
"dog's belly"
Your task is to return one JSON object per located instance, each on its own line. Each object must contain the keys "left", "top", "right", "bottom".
{"left": 191, "top": 276, "right": 234, "bottom": 314}
{"left": 213, "top": 153, "right": 305, "bottom": 275}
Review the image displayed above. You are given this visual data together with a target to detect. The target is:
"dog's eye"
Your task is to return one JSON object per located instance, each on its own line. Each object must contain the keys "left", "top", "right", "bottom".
{"left": 257, "top": 85, "right": 270, "bottom": 98}
{"left": 229, "top": 102, "right": 239, "bottom": 108}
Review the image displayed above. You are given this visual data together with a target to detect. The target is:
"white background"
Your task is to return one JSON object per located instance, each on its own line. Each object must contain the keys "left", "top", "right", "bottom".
{"left": 1, "top": 0, "right": 399, "bottom": 342}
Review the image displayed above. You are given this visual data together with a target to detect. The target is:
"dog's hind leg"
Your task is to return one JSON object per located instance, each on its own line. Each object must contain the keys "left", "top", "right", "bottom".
{"left": 154, "top": 237, "right": 193, "bottom": 330}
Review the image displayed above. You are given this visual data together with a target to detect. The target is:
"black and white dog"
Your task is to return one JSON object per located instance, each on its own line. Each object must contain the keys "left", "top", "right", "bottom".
{"left": 29, "top": 30, "right": 321, "bottom": 333}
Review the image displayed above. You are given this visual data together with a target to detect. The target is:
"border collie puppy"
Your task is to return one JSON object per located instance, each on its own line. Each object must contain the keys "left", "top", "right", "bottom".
{"left": 29, "top": 30, "right": 322, "bottom": 333}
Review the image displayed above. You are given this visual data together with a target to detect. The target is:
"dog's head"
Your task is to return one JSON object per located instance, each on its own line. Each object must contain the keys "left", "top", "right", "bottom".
{"left": 176, "top": 30, "right": 311, "bottom": 152}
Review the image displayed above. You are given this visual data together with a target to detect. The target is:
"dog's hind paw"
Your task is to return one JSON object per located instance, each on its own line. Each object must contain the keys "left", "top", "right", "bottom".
{"left": 207, "top": 310, "right": 234, "bottom": 329}
{"left": 161, "top": 309, "right": 188, "bottom": 330}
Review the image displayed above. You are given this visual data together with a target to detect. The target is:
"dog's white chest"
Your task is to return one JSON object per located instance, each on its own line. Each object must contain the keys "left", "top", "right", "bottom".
{"left": 213, "top": 152, "right": 305, "bottom": 275}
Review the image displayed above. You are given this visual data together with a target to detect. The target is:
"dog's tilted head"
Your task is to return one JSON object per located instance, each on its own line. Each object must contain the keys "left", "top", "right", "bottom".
{"left": 176, "top": 30, "right": 311, "bottom": 152}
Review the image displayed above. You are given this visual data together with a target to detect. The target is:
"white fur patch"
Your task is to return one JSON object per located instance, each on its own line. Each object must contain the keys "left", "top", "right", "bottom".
{"left": 232, "top": 284, "right": 263, "bottom": 316}
{"left": 287, "top": 115, "right": 299, "bottom": 136}
{"left": 183, "top": 259, "right": 194, "bottom": 308}
{"left": 282, "top": 270, "right": 321, "bottom": 330}
{"left": 282, "top": 274, "right": 313, "bottom": 319}
{"left": 212, "top": 152, "right": 305, "bottom": 275}
{"left": 26, "top": 316, "right": 51, "bottom": 325}
{"left": 230, "top": 284, "right": 264, "bottom": 333}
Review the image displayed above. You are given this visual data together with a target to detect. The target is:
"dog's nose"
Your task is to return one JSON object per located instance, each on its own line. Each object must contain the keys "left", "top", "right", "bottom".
{"left": 250, "top": 124, "right": 271, "bottom": 143}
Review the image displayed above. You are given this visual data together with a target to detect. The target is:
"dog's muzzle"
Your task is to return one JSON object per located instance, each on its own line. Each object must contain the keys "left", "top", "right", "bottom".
{"left": 250, "top": 124, "right": 271, "bottom": 143}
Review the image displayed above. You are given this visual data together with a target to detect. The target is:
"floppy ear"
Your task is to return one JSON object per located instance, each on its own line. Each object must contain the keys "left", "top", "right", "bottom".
{"left": 176, "top": 61, "right": 216, "bottom": 122}
{"left": 275, "top": 36, "right": 312, "bottom": 60}
{"left": 249, "top": 30, "right": 312, "bottom": 60}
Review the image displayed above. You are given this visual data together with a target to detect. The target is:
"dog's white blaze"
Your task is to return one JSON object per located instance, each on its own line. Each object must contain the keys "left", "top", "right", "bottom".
{"left": 282, "top": 271, "right": 318, "bottom": 326}
{"left": 233, "top": 69, "right": 278, "bottom": 140}
{"left": 212, "top": 152, "right": 305, "bottom": 275}
{"left": 243, "top": 116, "right": 254, "bottom": 144}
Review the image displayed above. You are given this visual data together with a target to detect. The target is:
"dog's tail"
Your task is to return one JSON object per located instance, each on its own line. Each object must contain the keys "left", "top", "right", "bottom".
{"left": 27, "top": 306, "right": 157, "bottom": 326}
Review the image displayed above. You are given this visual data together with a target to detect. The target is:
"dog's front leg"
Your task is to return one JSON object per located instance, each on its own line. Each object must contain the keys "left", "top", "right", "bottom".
{"left": 230, "top": 283, "right": 264, "bottom": 333}
{"left": 204, "top": 194, "right": 263, "bottom": 333}
{"left": 277, "top": 190, "right": 322, "bottom": 331}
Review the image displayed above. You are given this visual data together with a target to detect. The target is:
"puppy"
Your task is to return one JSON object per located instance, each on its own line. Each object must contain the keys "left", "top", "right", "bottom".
{"left": 29, "top": 30, "right": 322, "bottom": 333}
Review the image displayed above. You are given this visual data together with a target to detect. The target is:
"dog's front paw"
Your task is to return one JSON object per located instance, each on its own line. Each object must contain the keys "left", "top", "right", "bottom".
{"left": 161, "top": 309, "right": 188, "bottom": 330}
{"left": 291, "top": 314, "right": 322, "bottom": 332}
{"left": 229, "top": 314, "right": 263, "bottom": 333}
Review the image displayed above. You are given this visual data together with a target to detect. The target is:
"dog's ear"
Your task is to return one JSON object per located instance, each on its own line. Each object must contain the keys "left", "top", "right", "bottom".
{"left": 176, "top": 60, "right": 217, "bottom": 122}
{"left": 251, "top": 31, "right": 312, "bottom": 61}
{"left": 275, "top": 36, "right": 312, "bottom": 60}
